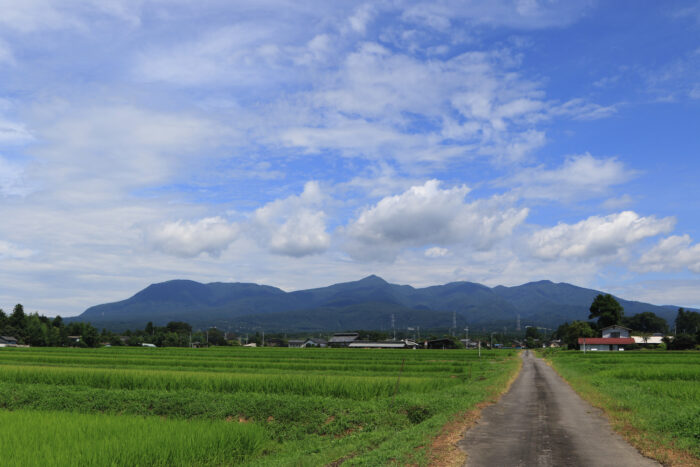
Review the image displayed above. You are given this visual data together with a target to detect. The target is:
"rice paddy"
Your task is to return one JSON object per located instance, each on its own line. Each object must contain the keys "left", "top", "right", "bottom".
{"left": 0, "top": 346, "right": 519, "bottom": 466}
{"left": 543, "top": 350, "right": 700, "bottom": 465}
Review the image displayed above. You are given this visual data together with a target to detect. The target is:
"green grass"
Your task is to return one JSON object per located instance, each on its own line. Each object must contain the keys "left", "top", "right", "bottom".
{"left": 0, "top": 409, "right": 267, "bottom": 466}
{"left": 0, "top": 347, "right": 520, "bottom": 466}
{"left": 542, "top": 350, "right": 700, "bottom": 465}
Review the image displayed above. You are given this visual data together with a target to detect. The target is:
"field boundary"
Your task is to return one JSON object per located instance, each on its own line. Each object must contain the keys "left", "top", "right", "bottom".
{"left": 426, "top": 351, "right": 524, "bottom": 467}
{"left": 542, "top": 353, "right": 700, "bottom": 467}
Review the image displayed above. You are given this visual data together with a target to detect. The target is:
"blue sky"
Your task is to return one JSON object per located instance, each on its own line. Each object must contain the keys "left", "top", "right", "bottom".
{"left": 1, "top": 0, "right": 699, "bottom": 317}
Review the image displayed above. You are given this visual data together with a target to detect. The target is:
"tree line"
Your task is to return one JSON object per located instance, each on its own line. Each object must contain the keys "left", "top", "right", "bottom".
{"left": 0, "top": 304, "right": 209, "bottom": 347}
{"left": 0, "top": 304, "right": 101, "bottom": 347}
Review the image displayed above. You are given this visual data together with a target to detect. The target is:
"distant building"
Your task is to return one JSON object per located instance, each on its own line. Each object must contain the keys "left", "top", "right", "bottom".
{"left": 141, "top": 343, "right": 157, "bottom": 348}
{"left": 602, "top": 325, "right": 631, "bottom": 338}
{"left": 577, "top": 337, "right": 634, "bottom": 351}
{"left": 578, "top": 326, "right": 634, "bottom": 351}
{"left": 328, "top": 332, "right": 360, "bottom": 347}
{"left": 460, "top": 339, "right": 479, "bottom": 349}
{"left": 425, "top": 338, "right": 459, "bottom": 349}
{"left": 287, "top": 339, "right": 305, "bottom": 348}
{"left": 631, "top": 333, "right": 667, "bottom": 345}
{"left": 348, "top": 340, "right": 418, "bottom": 349}
{"left": 67, "top": 335, "right": 81, "bottom": 345}
{"left": 0, "top": 336, "right": 18, "bottom": 347}
{"left": 304, "top": 337, "right": 328, "bottom": 348}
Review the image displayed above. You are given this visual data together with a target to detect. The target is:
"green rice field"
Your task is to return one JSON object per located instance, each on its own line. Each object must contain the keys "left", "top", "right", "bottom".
{"left": 543, "top": 350, "right": 700, "bottom": 465}
{"left": 0, "top": 347, "right": 519, "bottom": 466}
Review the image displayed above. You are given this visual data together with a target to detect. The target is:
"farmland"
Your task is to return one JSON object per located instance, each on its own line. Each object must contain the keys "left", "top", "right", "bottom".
{"left": 0, "top": 347, "right": 519, "bottom": 466}
{"left": 542, "top": 350, "right": 700, "bottom": 465}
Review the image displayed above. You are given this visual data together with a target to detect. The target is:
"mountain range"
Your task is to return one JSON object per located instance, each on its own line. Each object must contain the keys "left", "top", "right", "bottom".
{"left": 72, "top": 275, "right": 684, "bottom": 333}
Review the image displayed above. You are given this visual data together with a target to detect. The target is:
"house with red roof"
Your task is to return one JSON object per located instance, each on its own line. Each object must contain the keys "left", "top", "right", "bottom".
{"left": 578, "top": 325, "right": 635, "bottom": 351}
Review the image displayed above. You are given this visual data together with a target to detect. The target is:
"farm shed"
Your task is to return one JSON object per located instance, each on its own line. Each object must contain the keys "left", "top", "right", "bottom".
{"left": 631, "top": 334, "right": 666, "bottom": 345}
{"left": 460, "top": 338, "right": 478, "bottom": 348}
{"left": 304, "top": 337, "right": 327, "bottom": 347}
{"left": 328, "top": 332, "right": 359, "bottom": 347}
{"left": 67, "top": 335, "right": 81, "bottom": 344}
{"left": 0, "top": 336, "right": 18, "bottom": 347}
{"left": 577, "top": 337, "right": 635, "bottom": 351}
{"left": 425, "top": 338, "right": 459, "bottom": 349}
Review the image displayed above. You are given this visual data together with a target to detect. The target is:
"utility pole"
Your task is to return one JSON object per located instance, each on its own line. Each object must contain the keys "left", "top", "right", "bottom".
{"left": 262, "top": 330, "right": 265, "bottom": 347}
{"left": 516, "top": 314, "right": 521, "bottom": 332}
{"left": 452, "top": 312, "right": 456, "bottom": 337}
{"left": 391, "top": 314, "right": 396, "bottom": 340}
{"left": 464, "top": 327, "right": 469, "bottom": 344}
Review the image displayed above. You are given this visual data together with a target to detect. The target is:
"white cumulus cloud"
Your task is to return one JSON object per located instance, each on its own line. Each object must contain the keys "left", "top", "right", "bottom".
{"left": 637, "top": 235, "right": 700, "bottom": 273}
{"left": 530, "top": 211, "right": 675, "bottom": 260}
{"left": 148, "top": 217, "right": 239, "bottom": 258}
{"left": 252, "top": 181, "right": 330, "bottom": 257}
{"left": 344, "top": 180, "right": 529, "bottom": 261}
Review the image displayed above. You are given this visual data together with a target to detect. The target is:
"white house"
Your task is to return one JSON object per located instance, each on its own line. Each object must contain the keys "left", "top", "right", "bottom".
{"left": 601, "top": 325, "right": 631, "bottom": 338}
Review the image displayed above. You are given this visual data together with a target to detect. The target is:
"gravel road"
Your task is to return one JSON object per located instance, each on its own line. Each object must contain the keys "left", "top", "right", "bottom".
{"left": 458, "top": 350, "right": 660, "bottom": 466}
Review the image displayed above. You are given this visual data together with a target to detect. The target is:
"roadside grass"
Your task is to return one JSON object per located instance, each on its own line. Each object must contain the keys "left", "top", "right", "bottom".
{"left": 541, "top": 350, "right": 700, "bottom": 466}
{"left": 0, "top": 347, "right": 520, "bottom": 466}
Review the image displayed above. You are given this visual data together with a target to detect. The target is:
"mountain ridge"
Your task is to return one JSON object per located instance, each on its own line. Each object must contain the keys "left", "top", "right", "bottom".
{"left": 73, "top": 275, "right": 686, "bottom": 332}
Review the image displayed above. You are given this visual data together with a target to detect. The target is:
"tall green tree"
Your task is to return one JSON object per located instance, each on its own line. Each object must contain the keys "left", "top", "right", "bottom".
{"left": 9, "top": 303, "right": 26, "bottom": 329}
{"left": 623, "top": 312, "right": 668, "bottom": 334}
{"left": 25, "top": 314, "right": 47, "bottom": 347}
{"left": 52, "top": 315, "right": 64, "bottom": 328}
{"left": 675, "top": 308, "right": 700, "bottom": 334}
{"left": 166, "top": 321, "right": 192, "bottom": 334}
{"left": 554, "top": 321, "right": 595, "bottom": 348}
{"left": 588, "top": 294, "right": 624, "bottom": 329}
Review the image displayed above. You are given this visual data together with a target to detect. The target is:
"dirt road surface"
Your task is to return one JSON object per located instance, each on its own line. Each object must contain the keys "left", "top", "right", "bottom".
{"left": 458, "top": 351, "right": 660, "bottom": 466}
